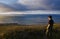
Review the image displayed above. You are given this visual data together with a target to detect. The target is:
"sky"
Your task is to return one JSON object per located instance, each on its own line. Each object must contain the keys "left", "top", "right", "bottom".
{"left": 0, "top": 0, "right": 60, "bottom": 23}
{"left": 0, "top": 0, "right": 60, "bottom": 13}
{"left": 0, "top": 0, "right": 60, "bottom": 11}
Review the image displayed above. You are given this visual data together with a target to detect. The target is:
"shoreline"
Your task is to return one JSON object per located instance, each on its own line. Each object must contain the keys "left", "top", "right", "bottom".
{"left": 0, "top": 23, "right": 60, "bottom": 30}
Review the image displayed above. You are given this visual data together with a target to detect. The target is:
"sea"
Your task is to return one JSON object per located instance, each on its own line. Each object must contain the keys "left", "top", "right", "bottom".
{"left": 2, "top": 14, "right": 60, "bottom": 25}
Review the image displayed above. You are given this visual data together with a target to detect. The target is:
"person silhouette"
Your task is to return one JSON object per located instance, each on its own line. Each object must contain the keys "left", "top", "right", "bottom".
{"left": 46, "top": 15, "right": 54, "bottom": 38}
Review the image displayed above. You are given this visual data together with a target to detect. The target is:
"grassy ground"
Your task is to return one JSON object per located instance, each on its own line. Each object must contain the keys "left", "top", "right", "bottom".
{"left": 0, "top": 24, "right": 60, "bottom": 39}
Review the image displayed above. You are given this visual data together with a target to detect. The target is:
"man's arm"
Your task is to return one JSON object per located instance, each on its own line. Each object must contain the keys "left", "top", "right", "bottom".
{"left": 46, "top": 24, "right": 50, "bottom": 35}
{"left": 47, "top": 24, "right": 50, "bottom": 29}
{"left": 47, "top": 20, "right": 51, "bottom": 29}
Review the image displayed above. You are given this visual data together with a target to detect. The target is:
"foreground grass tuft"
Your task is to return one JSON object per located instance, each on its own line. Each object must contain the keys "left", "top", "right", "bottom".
{"left": 0, "top": 24, "right": 60, "bottom": 39}
{"left": 0, "top": 29, "right": 60, "bottom": 39}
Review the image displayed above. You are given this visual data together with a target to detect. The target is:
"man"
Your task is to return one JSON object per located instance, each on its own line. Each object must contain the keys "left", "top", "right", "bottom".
{"left": 46, "top": 15, "right": 54, "bottom": 36}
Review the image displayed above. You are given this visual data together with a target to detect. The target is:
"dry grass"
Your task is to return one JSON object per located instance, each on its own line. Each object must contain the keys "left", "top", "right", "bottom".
{"left": 0, "top": 24, "right": 60, "bottom": 39}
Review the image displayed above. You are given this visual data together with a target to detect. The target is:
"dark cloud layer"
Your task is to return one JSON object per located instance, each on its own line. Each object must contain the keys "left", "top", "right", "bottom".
{"left": 0, "top": 0, "right": 60, "bottom": 11}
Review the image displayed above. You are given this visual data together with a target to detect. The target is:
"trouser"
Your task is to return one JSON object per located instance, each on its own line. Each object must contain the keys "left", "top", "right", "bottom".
{"left": 46, "top": 26, "right": 53, "bottom": 39}
{"left": 46, "top": 27, "right": 53, "bottom": 35}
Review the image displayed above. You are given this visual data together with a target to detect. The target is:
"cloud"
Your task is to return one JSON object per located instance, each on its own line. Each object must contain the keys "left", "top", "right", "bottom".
{"left": 51, "top": 0, "right": 60, "bottom": 10}
{"left": 0, "top": 3, "right": 15, "bottom": 12}
{"left": 18, "top": 0, "right": 60, "bottom": 10}
{"left": 0, "top": 10, "right": 60, "bottom": 14}
{"left": 18, "top": 0, "right": 51, "bottom": 10}
{"left": 0, "top": 0, "right": 60, "bottom": 12}
{"left": 0, "top": 6, "right": 14, "bottom": 12}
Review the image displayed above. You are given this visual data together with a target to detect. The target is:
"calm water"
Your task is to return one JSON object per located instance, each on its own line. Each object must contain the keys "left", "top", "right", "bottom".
{"left": 4, "top": 14, "right": 60, "bottom": 25}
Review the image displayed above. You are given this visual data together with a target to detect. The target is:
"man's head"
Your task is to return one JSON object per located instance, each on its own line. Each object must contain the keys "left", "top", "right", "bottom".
{"left": 48, "top": 15, "right": 52, "bottom": 20}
